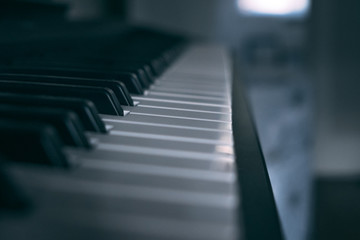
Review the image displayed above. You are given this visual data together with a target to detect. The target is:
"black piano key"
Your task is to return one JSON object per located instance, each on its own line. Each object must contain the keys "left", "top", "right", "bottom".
{"left": 142, "top": 64, "right": 155, "bottom": 83}
{"left": 121, "top": 67, "right": 150, "bottom": 88}
{"left": 0, "top": 67, "right": 144, "bottom": 95}
{"left": 118, "top": 81, "right": 135, "bottom": 106}
{"left": 151, "top": 57, "right": 166, "bottom": 76}
{"left": 0, "top": 120, "right": 68, "bottom": 167}
{"left": 0, "top": 93, "right": 107, "bottom": 133}
{"left": 0, "top": 81, "right": 124, "bottom": 116}
{"left": 108, "top": 61, "right": 155, "bottom": 85}
{"left": 81, "top": 60, "right": 154, "bottom": 87}
{"left": 0, "top": 73, "right": 134, "bottom": 106}
{"left": 0, "top": 105, "right": 91, "bottom": 149}
{"left": 30, "top": 59, "right": 152, "bottom": 89}
{"left": 7, "top": 58, "right": 153, "bottom": 89}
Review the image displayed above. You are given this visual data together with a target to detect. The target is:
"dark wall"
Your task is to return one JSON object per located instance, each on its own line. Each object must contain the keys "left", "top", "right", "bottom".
{"left": 0, "top": 0, "right": 127, "bottom": 21}
{"left": 309, "top": 0, "right": 360, "bottom": 174}
{"left": 331, "top": 1, "right": 360, "bottom": 129}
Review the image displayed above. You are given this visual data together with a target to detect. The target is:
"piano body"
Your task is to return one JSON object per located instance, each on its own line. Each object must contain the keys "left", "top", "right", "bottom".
{"left": 0, "top": 1, "right": 283, "bottom": 240}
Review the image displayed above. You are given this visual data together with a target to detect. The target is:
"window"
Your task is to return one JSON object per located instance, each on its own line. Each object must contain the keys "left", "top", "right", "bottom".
{"left": 237, "top": 0, "right": 310, "bottom": 18}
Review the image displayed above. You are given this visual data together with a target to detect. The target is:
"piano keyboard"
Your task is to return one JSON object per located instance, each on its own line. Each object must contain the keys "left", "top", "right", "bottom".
{"left": 0, "top": 27, "right": 240, "bottom": 240}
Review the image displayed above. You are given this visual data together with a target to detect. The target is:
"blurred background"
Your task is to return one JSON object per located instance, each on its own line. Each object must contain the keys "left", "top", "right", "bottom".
{"left": 2, "top": 0, "right": 360, "bottom": 239}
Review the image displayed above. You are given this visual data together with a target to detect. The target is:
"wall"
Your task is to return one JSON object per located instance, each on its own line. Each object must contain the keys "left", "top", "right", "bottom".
{"left": 310, "top": 0, "right": 360, "bottom": 176}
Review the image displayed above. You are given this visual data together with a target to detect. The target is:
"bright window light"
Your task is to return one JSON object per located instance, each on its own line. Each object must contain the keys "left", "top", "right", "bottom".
{"left": 237, "top": 0, "right": 310, "bottom": 17}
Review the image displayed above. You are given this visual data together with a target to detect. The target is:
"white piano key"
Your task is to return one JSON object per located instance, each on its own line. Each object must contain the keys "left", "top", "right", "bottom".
{"left": 153, "top": 81, "right": 228, "bottom": 92}
{"left": 69, "top": 149, "right": 234, "bottom": 172}
{"left": 105, "top": 121, "right": 233, "bottom": 144}
{"left": 95, "top": 143, "right": 234, "bottom": 162}
{"left": 9, "top": 166, "right": 237, "bottom": 209}
{"left": 109, "top": 130, "right": 232, "bottom": 145}
{"left": 70, "top": 161, "right": 237, "bottom": 194}
{"left": 132, "top": 96, "right": 232, "bottom": 112}
{"left": 122, "top": 105, "right": 232, "bottom": 122}
{"left": 102, "top": 114, "right": 233, "bottom": 131}
{"left": 91, "top": 134, "right": 234, "bottom": 156}
{"left": 159, "top": 74, "right": 227, "bottom": 83}
{"left": 1, "top": 213, "right": 237, "bottom": 240}
{"left": 136, "top": 103, "right": 231, "bottom": 115}
{"left": 103, "top": 117, "right": 231, "bottom": 133}
{"left": 150, "top": 85, "right": 228, "bottom": 98}
{"left": 157, "top": 75, "right": 228, "bottom": 84}
{"left": 147, "top": 91, "right": 230, "bottom": 105}
{"left": 79, "top": 158, "right": 236, "bottom": 183}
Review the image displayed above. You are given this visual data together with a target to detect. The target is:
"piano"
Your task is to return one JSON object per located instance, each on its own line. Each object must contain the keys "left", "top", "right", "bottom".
{"left": 0, "top": 5, "right": 283, "bottom": 240}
